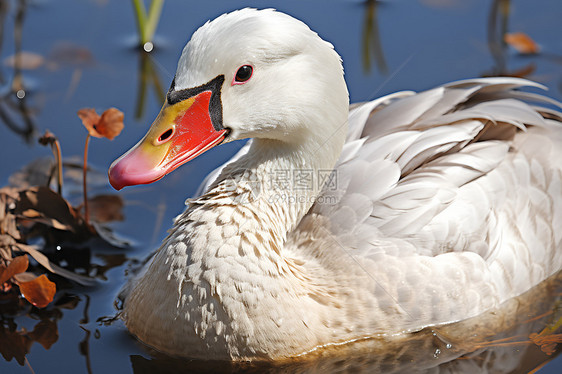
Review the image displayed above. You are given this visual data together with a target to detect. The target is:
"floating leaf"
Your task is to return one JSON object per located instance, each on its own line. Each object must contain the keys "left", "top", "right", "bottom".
{"left": 18, "top": 274, "right": 56, "bottom": 308}
{"left": 15, "top": 244, "right": 96, "bottom": 286}
{"left": 91, "top": 222, "right": 131, "bottom": 248}
{"left": 88, "top": 195, "right": 124, "bottom": 223}
{"left": 0, "top": 255, "right": 29, "bottom": 284}
{"left": 20, "top": 209, "right": 71, "bottom": 231}
{"left": 14, "top": 186, "right": 83, "bottom": 232}
{"left": 3, "top": 51, "right": 44, "bottom": 70}
{"left": 504, "top": 32, "right": 540, "bottom": 54}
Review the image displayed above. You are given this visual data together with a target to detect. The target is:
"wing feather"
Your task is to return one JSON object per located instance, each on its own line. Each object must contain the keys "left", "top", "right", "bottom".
{"left": 288, "top": 78, "right": 562, "bottom": 327}
{"left": 304, "top": 77, "right": 562, "bottom": 258}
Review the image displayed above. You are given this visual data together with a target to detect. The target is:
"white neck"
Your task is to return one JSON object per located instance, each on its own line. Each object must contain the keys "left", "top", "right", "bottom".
{"left": 212, "top": 136, "right": 340, "bottom": 227}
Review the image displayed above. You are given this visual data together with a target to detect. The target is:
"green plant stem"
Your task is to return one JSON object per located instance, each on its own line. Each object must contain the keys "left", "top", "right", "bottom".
{"left": 131, "top": 0, "right": 164, "bottom": 45}
{"left": 53, "top": 139, "right": 63, "bottom": 195}
{"left": 132, "top": 0, "right": 147, "bottom": 43}
{"left": 145, "top": 0, "right": 164, "bottom": 44}
{"left": 83, "top": 134, "right": 90, "bottom": 225}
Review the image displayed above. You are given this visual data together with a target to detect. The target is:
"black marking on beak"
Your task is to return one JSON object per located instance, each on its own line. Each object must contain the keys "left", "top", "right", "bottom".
{"left": 166, "top": 75, "right": 226, "bottom": 132}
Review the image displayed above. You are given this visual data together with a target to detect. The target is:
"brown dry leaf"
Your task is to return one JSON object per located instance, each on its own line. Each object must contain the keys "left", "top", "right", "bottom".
{"left": 92, "top": 222, "right": 131, "bottom": 248}
{"left": 0, "top": 186, "right": 20, "bottom": 200}
{"left": 13, "top": 271, "right": 38, "bottom": 283}
{"left": 97, "top": 108, "right": 124, "bottom": 140}
{"left": 15, "top": 244, "right": 96, "bottom": 286}
{"left": 0, "top": 190, "right": 6, "bottom": 222}
{"left": 20, "top": 208, "right": 72, "bottom": 231}
{"left": 1, "top": 187, "right": 19, "bottom": 232}
{"left": 0, "top": 255, "right": 29, "bottom": 284}
{"left": 3, "top": 51, "right": 45, "bottom": 70}
{"left": 38, "top": 130, "right": 57, "bottom": 146}
{"left": 78, "top": 108, "right": 124, "bottom": 140}
{"left": 88, "top": 195, "right": 124, "bottom": 223}
{"left": 504, "top": 32, "right": 540, "bottom": 54}
{"left": 0, "top": 237, "right": 14, "bottom": 261}
{"left": 1, "top": 210, "right": 21, "bottom": 241}
{"left": 28, "top": 319, "right": 59, "bottom": 350}
{"left": 20, "top": 209, "right": 42, "bottom": 219}
{"left": 77, "top": 108, "right": 103, "bottom": 138}
{"left": 14, "top": 186, "right": 82, "bottom": 232}
{"left": 18, "top": 274, "right": 56, "bottom": 308}
{"left": 0, "top": 204, "right": 4, "bottom": 225}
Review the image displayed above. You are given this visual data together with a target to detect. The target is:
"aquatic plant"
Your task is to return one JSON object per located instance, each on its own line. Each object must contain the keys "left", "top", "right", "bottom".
{"left": 38, "top": 130, "right": 63, "bottom": 195}
{"left": 132, "top": 0, "right": 165, "bottom": 51}
{"left": 77, "top": 108, "right": 124, "bottom": 225}
{"left": 0, "top": 108, "right": 125, "bottom": 309}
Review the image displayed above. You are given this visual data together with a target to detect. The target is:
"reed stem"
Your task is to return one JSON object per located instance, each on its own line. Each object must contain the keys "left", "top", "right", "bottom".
{"left": 83, "top": 134, "right": 90, "bottom": 225}
{"left": 132, "top": 0, "right": 164, "bottom": 46}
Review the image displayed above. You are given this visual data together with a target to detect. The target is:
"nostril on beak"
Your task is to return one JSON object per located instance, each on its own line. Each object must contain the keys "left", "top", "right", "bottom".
{"left": 156, "top": 128, "right": 174, "bottom": 145}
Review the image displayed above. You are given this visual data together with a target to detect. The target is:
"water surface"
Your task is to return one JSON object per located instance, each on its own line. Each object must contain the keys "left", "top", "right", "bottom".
{"left": 1, "top": 0, "right": 561, "bottom": 372}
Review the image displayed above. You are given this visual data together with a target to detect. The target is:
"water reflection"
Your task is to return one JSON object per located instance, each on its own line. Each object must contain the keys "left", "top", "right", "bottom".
{"left": 487, "top": 0, "right": 511, "bottom": 75}
{"left": 362, "top": 0, "right": 388, "bottom": 75}
{"left": 484, "top": 0, "right": 554, "bottom": 80}
{"left": 0, "top": 0, "right": 8, "bottom": 85}
{"left": 485, "top": 0, "right": 532, "bottom": 78}
{"left": 49, "top": 41, "right": 96, "bottom": 101}
{"left": 0, "top": 0, "right": 36, "bottom": 143}
{"left": 135, "top": 51, "right": 165, "bottom": 120}
{"left": 0, "top": 292, "right": 77, "bottom": 367}
{"left": 131, "top": 0, "right": 165, "bottom": 49}
{"left": 0, "top": 250, "right": 129, "bottom": 370}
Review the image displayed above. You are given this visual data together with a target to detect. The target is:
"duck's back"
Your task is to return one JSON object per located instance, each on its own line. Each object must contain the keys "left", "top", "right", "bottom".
{"left": 286, "top": 77, "right": 562, "bottom": 331}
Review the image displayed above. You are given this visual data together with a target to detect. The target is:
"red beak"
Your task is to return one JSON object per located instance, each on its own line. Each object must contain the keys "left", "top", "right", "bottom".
{"left": 108, "top": 82, "right": 227, "bottom": 190}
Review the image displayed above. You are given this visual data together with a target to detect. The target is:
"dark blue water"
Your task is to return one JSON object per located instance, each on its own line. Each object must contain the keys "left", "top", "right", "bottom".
{"left": 1, "top": 0, "right": 561, "bottom": 372}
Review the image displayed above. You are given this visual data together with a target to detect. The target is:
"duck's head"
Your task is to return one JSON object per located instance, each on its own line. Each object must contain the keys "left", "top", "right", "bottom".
{"left": 109, "top": 9, "right": 348, "bottom": 190}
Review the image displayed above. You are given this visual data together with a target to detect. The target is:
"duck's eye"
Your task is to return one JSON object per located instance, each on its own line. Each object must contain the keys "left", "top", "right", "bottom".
{"left": 233, "top": 65, "right": 253, "bottom": 85}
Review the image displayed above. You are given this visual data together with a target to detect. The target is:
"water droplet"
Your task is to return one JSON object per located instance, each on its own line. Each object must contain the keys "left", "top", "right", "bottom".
{"left": 143, "top": 41, "right": 154, "bottom": 53}
{"left": 446, "top": 343, "right": 452, "bottom": 349}
{"left": 16, "top": 89, "right": 25, "bottom": 99}
{"left": 94, "top": 329, "right": 101, "bottom": 339}
{"left": 433, "top": 348, "right": 441, "bottom": 358}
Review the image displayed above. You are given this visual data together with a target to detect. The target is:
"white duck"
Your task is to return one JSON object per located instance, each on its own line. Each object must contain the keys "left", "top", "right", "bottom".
{"left": 108, "top": 9, "right": 562, "bottom": 361}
